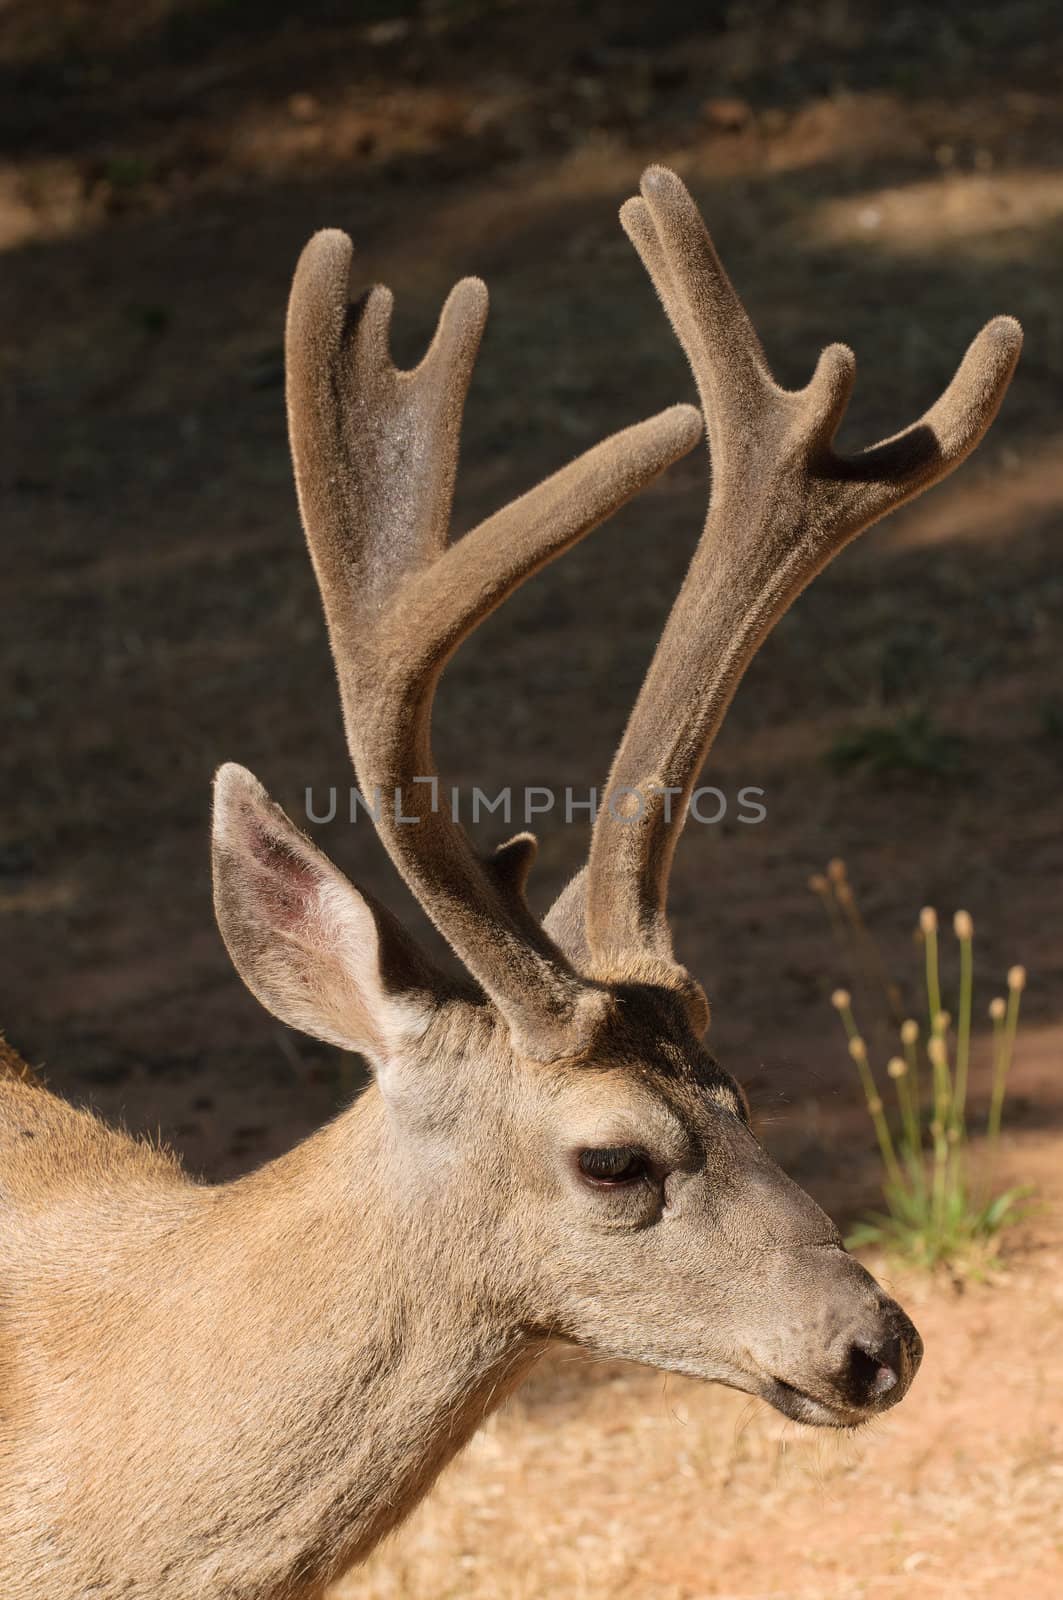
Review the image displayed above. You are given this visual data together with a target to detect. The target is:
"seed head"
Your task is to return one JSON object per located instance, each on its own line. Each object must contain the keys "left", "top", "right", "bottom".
{"left": 827, "top": 857, "right": 847, "bottom": 884}
{"left": 989, "top": 997, "right": 1006, "bottom": 1021}
{"left": 900, "top": 1018, "right": 919, "bottom": 1046}
{"left": 848, "top": 1036, "right": 868, "bottom": 1063}
{"left": 953, "top": 909, "right": 974, "bottom": 940}
{"left": 867, "top": 1096, "right": 883, "bottom": 1116}
{"left": 930, "top": 1118, "right": 944, "bottom": 1139}
{"left": 887, "top": 1057, "right": 907, "bottom": 1079}
{"left": 808, "top": 873, "right": 830, "bottom": 895}
{"left": 919, "top": 906, "right": 938, "bottom": 935}
{"left": 947, "top": 1126, "right": 960, "bottom": 1145}
{"left": 927, "top": 1037, "right": 947, "bottom": 1068}
{"left": 831, "top": 988, "right": 851, "bottom": 1011}
{"left": 1008, "top": 964, "right": 1026, "bottom": 992}
{"left": 933, "top": 1010, "right": 951, "bottom": 1035}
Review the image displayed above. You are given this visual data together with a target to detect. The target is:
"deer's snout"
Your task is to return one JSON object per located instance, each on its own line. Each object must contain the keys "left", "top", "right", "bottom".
{"left": 755, "top": 1248, "right": 923, "bottom": 1427}
{"left": 799, "top": 1283, "right": 923, "bottom": 1424}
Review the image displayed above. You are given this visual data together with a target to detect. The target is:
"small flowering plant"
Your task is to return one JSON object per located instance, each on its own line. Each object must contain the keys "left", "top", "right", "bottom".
{"left": 810, "top": 861, "right": 1028, "bottom": 1269}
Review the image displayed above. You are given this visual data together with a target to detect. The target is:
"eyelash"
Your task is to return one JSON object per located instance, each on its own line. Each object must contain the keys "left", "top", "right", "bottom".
{"left": 577, "top": 1145, "right": 651, "bottom": 1187}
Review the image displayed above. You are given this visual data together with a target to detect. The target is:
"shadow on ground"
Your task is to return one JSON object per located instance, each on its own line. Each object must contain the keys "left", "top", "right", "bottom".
{"left": 1, "top": 1, "right": 1060, "bottom": 1190}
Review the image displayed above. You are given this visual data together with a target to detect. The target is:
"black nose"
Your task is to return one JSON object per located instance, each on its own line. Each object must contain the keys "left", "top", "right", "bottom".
{"left": 847, "top": 1333, "right": 901, "bottom": 1404}
{"left": 843, "top": 1315, "right": 922, "bottom": 1411}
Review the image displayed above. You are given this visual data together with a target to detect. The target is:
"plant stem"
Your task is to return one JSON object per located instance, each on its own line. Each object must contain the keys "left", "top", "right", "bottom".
{"left": 835, "top": 999, "right": 860, "bottom": 1046}
{"left": 931, "top": 1010, "right": 954, "bottom": 1102}
{"left": 902, "top": 1023, "right": 922, "bottom": 1122}
{"left": 897, "top": 1073, "right": 922, "bottom": 1167}
{"left": 810, "top": 875, "right": 849, "bottom": 956}
{"left": 837, "top": 878, "right": 904, "bottom": 1025}
{"left": 927, "top": 1034, "right": 953, "bottom": 1241}
{"left": 987, "top": 1012, "right": 1006, "bottom": 1146}
{"left": 930, "top": 1118, "right": 949, "bottom": 1247}
{"left": 850, "top": 1041, "right": 905, "bottom": 1195}
{"left": 987, "top": 977, "right": 1024, "bottom": 1146}
{"left": 953, "top": 922, "right": 973, "bottom": 1136}
{"left": 892, "top": 1065, "right": 925, "bottom": 1195}
{"left": 924, "top": 919, "right": 942, "bottom": 1035}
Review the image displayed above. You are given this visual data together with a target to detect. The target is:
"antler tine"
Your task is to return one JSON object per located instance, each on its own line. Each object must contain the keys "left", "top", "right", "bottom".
{"left": 618, "top": 169, "right": 778, "bottom": 439}
{"left": 285, "top": 225, "right": 703, "bottom": 1047}
{"left": 286, "top": 231, "right": 490, "bottom": 635}
{"left": 559, "top": 166, "right": 1021, "bottom": 989}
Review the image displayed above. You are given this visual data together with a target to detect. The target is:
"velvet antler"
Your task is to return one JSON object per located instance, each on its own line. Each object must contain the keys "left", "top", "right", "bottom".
{"left": 547, "top": 166, "right": 1021, "bottom": 1016}
{"left": 285, "top": 228, "right": 702, "bottom": 1047}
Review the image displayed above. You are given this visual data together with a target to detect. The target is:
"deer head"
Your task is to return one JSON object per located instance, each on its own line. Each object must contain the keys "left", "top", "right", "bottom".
{"left": 213, "top": 168, "right": 1019, "bottom": 1428}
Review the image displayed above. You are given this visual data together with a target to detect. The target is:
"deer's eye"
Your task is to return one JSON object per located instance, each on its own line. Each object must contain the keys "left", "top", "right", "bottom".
{"left": 577, "top": 1145, "right": 649, "bottom": 1186}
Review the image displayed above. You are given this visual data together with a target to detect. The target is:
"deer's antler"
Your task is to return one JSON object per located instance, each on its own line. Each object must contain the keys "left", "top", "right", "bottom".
{"left": 285, "top": 228, "right": 702, "bottom": 1048}
{"left": 547, "top": 166, "right": 1021, "bottom": 1007}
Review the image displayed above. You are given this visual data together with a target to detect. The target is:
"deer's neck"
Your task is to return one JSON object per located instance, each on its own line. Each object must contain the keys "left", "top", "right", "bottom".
{"left": 194, "top": 1087, "right": 539, "bottom": 1597}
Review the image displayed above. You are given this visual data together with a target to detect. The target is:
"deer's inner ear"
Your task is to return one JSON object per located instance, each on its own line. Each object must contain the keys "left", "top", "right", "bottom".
{"left": 211, "top": 763, "right": 443, "bottom": 1068}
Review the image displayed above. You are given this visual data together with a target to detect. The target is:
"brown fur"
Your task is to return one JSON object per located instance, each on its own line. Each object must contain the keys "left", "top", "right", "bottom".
{"left": 0, "top": 1035, "right": 42, "bottom": 1090}
{"left": 0, "top": 168, "right": 1019, "bottom": 1599}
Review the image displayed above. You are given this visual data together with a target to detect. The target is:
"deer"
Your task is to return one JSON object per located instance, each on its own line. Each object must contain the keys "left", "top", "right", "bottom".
{"left": 0, "top": 167, "right": 1020, "bottom": 1600}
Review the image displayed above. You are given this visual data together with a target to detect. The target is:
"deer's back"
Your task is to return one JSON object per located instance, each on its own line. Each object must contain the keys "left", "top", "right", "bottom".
{"left": 1, "top": 1066, "right": 185, "bottom": 1199}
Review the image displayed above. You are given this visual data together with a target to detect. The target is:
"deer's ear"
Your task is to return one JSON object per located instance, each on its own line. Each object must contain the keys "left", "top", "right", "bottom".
{"left": 211, "top": 764, "right": 443, "bottom": 1068}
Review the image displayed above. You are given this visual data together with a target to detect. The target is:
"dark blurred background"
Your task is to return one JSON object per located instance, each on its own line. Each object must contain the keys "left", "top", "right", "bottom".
{"left": 2, "top": 1, "right": 1061, "bottom": 1187}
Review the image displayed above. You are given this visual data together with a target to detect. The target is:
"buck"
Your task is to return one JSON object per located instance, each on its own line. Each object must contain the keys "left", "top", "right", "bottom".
{"left": 0, "top": 168, "right": 1019, "bottom": 1599}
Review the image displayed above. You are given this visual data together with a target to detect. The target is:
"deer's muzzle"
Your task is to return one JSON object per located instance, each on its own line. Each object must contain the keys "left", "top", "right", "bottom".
{"left": 756, "top": 1254, "right": 923, "bottom": 1428}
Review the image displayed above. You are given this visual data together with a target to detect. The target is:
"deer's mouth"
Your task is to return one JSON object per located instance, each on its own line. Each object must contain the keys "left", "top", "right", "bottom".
{"left": 762, "top": 1376, "right": 869, "bottom": 1430}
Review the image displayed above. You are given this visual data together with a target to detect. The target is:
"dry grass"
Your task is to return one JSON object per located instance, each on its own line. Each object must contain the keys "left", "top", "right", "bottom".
{"left": 334, "top": 1134, "right": 1063, "bottom": 1600}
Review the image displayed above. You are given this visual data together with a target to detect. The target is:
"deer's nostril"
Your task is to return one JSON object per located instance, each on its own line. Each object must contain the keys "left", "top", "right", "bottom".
{"left": 847, "top": 1334, "right": 902, "bottom": 1405}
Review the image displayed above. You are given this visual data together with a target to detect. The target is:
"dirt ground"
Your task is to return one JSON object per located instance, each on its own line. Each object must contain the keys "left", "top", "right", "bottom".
{"left": 2, "top": 3, "right": 1062, "bottom": 1596}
